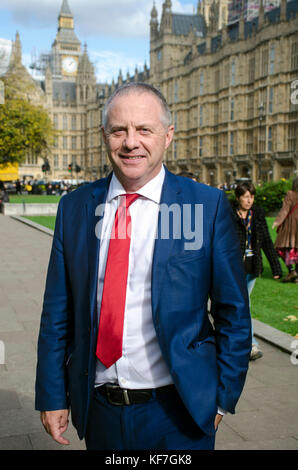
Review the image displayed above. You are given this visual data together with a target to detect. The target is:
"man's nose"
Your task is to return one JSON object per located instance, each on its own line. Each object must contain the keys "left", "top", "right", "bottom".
{"left": 123, "top": 130, "right": 139, "bottom": 150}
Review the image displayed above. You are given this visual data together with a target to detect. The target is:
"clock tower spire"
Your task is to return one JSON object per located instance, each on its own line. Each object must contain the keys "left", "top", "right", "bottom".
{"left": 51, "top": 0, "right": 81, "bottom": 80}
{"left": 58, "top": 0, "right": 74, "bottom": 30}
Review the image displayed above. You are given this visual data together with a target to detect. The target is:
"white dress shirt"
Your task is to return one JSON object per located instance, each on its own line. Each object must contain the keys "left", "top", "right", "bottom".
{"left": 95, "top": 165, "right": 173, "bottom": 389}
{"left": 94, "top": 166, "right": 226, "bottom": 416}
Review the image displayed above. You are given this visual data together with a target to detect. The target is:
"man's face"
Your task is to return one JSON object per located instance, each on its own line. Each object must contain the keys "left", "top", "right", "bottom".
{"left": 102, "top": 91, "right": 174, "bottom": 191}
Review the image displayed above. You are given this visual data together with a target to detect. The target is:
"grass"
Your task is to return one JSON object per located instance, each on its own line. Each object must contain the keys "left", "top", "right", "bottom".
{"left": 22, "top": 214, "right": 297, "bottom": 336}
{"left": 250, "top": 217, "right": 298, "bottom": 337}
{"left": 24, "top": 216, "right": 56, "bottom": 231}
{"left": 9, "top": 194, "right": 61, "bottom": 203}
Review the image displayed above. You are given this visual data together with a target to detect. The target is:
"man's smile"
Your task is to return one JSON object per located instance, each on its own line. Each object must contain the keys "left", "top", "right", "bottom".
{"left": 119, "top": 155, "right": 146, "bottom": 160}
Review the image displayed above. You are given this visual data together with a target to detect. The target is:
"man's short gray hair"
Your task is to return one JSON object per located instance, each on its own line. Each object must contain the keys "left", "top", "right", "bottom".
{"left": 102, "top": 82, "right": 172, "bottom": 130}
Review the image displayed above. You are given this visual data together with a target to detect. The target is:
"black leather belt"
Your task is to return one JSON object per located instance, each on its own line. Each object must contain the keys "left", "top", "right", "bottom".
{"left": 97, "top": 383, "right": 174, "bottom": 406}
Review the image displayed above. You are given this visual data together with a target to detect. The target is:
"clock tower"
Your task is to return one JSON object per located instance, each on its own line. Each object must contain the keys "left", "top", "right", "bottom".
{"left": 50, "top": 0, "right": 81, "bottom": 80}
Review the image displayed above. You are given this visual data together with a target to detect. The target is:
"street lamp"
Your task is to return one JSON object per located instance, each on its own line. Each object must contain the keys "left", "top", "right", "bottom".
{"left": 258, "top": 102, "right": 265, "bottom": 182}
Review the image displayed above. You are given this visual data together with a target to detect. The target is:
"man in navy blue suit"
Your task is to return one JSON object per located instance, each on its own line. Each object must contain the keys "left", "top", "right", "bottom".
{"left": 35, "top": 82, "right": 251, "bottom": 450}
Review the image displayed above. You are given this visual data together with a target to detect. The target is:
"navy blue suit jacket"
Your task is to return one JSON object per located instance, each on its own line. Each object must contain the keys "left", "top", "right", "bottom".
{"left": 35, "top": 168, "right": 251, "bottom": 439}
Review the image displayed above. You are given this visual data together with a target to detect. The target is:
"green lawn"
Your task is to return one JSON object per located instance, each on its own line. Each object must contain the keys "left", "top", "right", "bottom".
{"left": 9, "top": 194, "right": 61, "bottom": 203}
{"left": 251, "top": 217, "right": 297, "bottom": 337}
{"left": 24, "top": 216, "right": 56, "bottom": 231}
{"left": 22, "top": 215, "right": 297, "bottom": 336}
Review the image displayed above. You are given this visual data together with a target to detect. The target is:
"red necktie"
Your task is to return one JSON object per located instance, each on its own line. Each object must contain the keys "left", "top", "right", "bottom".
{"left": 96, "top": 193, "right": 140, "bottom": 368}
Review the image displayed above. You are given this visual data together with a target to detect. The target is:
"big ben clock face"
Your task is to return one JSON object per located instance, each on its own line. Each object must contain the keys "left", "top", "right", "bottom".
{"left": 62, "top": 56, "right": 78, "bottom": 74}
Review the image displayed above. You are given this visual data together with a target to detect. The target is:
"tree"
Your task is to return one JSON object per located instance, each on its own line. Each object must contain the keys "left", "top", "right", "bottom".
{"left": 0, "top": 97, "right": 56, "bottom": 165}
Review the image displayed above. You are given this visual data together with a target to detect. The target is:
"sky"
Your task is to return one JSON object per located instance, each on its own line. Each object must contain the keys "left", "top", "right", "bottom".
{"left": 0, "top": 0, "right": 196, "bottom": 84}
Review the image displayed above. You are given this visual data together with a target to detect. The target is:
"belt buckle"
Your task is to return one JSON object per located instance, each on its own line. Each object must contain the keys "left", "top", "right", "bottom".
{"left": 105, "top": 385, "right": 130, "bottom": 406}
{"left": 122, "top": 389, "right": 130, "bottom": 405}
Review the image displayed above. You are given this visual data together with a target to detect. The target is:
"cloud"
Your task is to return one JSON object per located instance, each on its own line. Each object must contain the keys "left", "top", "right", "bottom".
{"left": 75, "top": 0, "right": 195, "bottom": 38}
{"left": 0, "top": 0, "right": 59, "bottom": 28}
{"left": 89, "top": 49, "right": 146, "bottom": 84}
{"left": 0, "top": 0, "right": 195, "bottom": 38}
{"left": 1, "top": 0, "right": 196, "bottom": 83}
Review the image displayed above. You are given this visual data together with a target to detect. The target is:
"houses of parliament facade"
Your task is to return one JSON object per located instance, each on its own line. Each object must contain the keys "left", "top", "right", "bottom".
{"left": 3, "top": 0, "right": 298, "bottom": 185}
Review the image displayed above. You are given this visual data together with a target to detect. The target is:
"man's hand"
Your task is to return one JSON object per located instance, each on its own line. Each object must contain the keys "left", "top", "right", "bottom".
{"left": 214, "top": 413, "right": 223, "bottom": 430}
{"left": 40, "top": 409, "right": 70, "bottom": 445}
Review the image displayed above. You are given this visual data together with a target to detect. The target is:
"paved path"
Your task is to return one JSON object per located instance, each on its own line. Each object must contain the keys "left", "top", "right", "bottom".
{"left": 0, "top": 215, "right": 297, "bottom": 450}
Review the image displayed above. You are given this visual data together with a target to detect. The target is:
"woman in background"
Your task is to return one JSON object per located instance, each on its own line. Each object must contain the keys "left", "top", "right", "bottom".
{"left": 272, "top": 177, "right": 298, "bottom": 283}
{"left": 232, "top": 182, "right": 282, "bottom": 360}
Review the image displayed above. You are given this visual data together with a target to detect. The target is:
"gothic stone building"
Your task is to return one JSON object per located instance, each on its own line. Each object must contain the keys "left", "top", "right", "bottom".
{"left": 0, "top": 0, "right": 110, "bottom": 182}
{"left": 2, "top": 0, "right": 298, "bottom": 184}
{"left": 40, "top": 0, "right": 106, "bottom": 182}
{"left": 148, "top": 0, "right": 298, "bottom": 184}
{"left": 25, "top": 0, "right": 149, "bottom": 182}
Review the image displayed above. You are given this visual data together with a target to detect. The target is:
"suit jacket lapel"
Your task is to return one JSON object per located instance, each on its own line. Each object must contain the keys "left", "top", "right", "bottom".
{"left": 86, "top": 175, "right": 111, "bottom": 326}
{"left": 151, "top": 168, "right": 181, "bottom": 317}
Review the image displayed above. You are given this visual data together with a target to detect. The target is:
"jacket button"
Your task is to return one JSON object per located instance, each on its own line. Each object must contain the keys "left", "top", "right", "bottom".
{"left": 84, "top": 369, "right": 88, "bottom": 376}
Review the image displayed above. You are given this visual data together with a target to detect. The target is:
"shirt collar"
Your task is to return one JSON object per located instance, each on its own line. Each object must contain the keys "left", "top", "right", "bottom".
{"left": 107, "top": 165, "right": 165, "bottom": 204}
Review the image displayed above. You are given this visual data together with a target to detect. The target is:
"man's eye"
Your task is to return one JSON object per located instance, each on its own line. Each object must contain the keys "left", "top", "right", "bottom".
{"left": 112, "top": 130, "right": 125, "bottom": 136}
{"left": 140, "top": 128, "right": 151, "bottom": 134}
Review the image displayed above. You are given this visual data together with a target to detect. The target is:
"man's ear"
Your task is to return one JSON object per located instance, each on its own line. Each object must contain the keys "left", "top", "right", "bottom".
{"left": 101, "top": 126, "right": 108, "bottom": 145}
{"left": 165, "top": 124, "right": 175, "bottom": 150}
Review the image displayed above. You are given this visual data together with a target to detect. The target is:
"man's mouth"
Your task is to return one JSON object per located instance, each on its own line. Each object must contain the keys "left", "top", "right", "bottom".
{"left": 120, "top": 155, "right": 145, "bottom": 160}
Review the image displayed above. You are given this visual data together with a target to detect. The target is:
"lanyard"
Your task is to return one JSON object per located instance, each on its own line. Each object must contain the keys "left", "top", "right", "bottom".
{"left": 238, "top": 209, "right": 253, "bottom": 257}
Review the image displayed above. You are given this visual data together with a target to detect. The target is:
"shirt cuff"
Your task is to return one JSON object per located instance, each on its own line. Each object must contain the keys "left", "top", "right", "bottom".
{"left": 217, "top": 407, "right": 226, "bottom": 416}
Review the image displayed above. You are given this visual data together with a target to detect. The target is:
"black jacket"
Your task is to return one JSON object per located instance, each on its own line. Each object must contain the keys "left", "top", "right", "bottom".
{"left": 231, "top": 203, "right": 282, "bottom": 278}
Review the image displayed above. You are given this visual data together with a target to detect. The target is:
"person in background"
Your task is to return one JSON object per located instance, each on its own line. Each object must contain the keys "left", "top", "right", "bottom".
{"left": 15, "top": 179, "right": 22, "bottom": 195}
{"left": 272, "top": 177, "right": 298, "bottom": 283}
{"left": 0, "top": 181, "right": 9, "bottom": 213}
{"left": 25, "top": 181, "right": 32, "bottom": 194}
{"left": 231, "top": 182, "right": 282, "bottom": 360}
{"left": 46, "top": 184, "right": 53, "bottom": 195}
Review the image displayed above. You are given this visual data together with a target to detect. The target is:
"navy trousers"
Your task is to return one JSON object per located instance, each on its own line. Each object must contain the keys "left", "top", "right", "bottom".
{"left": 85, "top": 385, "right": 215, "bottom": 450}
